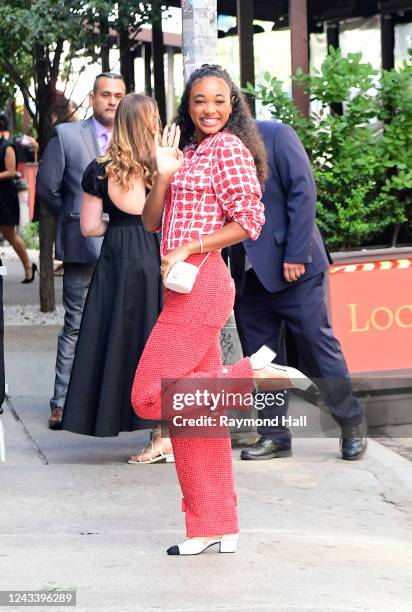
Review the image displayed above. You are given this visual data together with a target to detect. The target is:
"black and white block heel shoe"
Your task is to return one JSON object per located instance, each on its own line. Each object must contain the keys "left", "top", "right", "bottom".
{"left": 167, "top": 534, "right": 239, "bottom": 556}
{"left": 250, "top": 345, "right": 319, "bottom": 395}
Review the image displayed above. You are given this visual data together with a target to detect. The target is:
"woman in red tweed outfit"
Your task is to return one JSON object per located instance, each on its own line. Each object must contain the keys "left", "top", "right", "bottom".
{"left": 131, "top": 65, "right": 317, "bottom": 556}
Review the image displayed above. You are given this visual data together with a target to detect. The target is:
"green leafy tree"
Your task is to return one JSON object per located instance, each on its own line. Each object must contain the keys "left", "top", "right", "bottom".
{"left": 378, "top": 56, "right": 412, "bottom": 245}
{"left": 0, "top": 1, "right": 84, "bottom": 311}
{"left": 248, "top": 47, "right": 411, "bottom": 251}
{"left": 0, "top": 0, "right": 163, "bottom": 311}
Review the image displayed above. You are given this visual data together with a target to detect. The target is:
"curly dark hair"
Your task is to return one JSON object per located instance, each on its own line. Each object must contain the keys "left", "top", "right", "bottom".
{"left": 176, "top": 64, "right": 267, "bottom": 185}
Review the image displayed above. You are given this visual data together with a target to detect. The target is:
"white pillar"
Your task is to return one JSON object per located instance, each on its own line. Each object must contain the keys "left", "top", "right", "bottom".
{"left": 181, "top": 0, "right": 217, "bottom": 82}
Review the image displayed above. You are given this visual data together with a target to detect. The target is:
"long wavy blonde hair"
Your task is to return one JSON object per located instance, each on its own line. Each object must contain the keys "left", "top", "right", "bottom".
{"left": 101, "top": 93, "right": 160, "bottom": 190}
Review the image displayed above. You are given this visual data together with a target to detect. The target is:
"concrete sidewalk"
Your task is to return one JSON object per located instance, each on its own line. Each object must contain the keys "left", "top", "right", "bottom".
{"left": 1, "top": 261, "right": 412, "bottom": 612}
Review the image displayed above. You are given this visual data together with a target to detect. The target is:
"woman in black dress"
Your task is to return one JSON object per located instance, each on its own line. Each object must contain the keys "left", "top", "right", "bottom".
{"left": 0, "top": 113, "right": 36, "bottom": 283}
{"left": 62, "top": 94, "right": 173, "bottom": 463}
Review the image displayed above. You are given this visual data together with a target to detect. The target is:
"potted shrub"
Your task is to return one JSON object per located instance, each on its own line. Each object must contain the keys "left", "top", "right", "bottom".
{"left": 247, "top": 47, "right": 411, "bottom": 250}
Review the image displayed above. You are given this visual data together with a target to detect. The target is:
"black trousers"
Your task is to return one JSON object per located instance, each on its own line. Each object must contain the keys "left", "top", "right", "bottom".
{"left": 234, "top": 269, "right": 363, "bottom": 441}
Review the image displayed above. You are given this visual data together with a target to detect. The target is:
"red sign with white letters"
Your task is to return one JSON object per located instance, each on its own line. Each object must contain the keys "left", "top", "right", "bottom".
{"left": 327, "top": 258, "right": 412, "bottom": 373}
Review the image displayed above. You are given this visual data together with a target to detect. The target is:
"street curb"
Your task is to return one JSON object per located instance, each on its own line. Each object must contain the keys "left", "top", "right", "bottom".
{"left": 367, "top": 438, "right": 412, "bottom": 493}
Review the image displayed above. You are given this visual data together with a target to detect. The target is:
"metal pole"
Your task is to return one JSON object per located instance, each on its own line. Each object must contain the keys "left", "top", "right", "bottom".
{"left": 381, "top": 13, "right": 395, "bottom": 71}
{"left": 181, "top": 0, "right": 217, "bottom": 82}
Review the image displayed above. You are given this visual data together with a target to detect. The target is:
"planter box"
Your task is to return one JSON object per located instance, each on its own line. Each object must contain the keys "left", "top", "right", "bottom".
{"left": 327, "top": 246, "right": 412, "bottom": 428}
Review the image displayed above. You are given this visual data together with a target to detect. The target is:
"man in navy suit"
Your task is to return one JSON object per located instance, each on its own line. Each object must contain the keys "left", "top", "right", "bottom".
{"left": 230, "top": 120, "right": 366, "bottom": 461}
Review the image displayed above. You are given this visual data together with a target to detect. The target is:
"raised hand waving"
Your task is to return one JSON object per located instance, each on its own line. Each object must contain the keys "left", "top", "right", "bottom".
{"left": 155, "top": 124, "right": 184, "bottom": 180}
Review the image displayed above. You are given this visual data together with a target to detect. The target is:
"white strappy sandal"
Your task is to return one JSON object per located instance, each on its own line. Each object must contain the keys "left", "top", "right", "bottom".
{"left": 128, "top": 429, "right": 175, "bottom": 464}
{"left": 128, "top": 442, "right": 175, "bottom": 464}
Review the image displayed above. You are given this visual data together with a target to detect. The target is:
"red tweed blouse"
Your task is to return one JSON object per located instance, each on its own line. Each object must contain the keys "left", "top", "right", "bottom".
{"left": 160, "top": 131, "right": 264, "bottom": 255}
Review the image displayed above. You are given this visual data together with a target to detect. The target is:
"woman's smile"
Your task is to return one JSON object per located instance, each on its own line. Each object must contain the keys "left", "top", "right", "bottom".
{"left": 201, "top": 117, "right": 220, "bottom": 125}
{"left": 189, "top": 76, "right": 233, "bottom": 142}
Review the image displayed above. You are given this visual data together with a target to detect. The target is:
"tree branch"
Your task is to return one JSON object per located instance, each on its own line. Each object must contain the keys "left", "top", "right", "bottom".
{"left": 67, "top": 69, "right": 84, "bottom": 103}
{"left": 63, "top": 50, "right": 75, "bottom": 96}
{"left": 51, "top": 38, "right": 64, "bottom": 84}
{"left": 0, "top": 59, "right": 36, "bottom": 106}
{"left": 116, "top": 26, "right": 142, "bottom": 65}
{"left": 0, "top": 59, "right": 36, "bottom": 123}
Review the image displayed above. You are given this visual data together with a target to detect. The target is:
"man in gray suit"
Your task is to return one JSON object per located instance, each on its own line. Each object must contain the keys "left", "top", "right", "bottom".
{"left": 36, "top": 72, "right": 126, "bottom": 429}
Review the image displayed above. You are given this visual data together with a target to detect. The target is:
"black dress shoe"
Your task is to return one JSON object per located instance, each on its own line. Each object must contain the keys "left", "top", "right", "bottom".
{"left": 241, "top": 437, "right": 292, "bottom": 460}
{"left": 48, "top": 407, "right": 63, "bottom": 430}
{"left": 340, "top": 425, "right": 367, "bottom": 461}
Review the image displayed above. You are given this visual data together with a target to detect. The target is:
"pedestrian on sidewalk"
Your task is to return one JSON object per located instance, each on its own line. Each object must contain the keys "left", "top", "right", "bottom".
{"left": 36, "top": 73, "right": 126, "bottom": 430}
{"left": 62, "top": 93, "right": 172, "bottom": 460}
{"left": 230, "top": 120, "right": 367, "bottom": 462}
{"left": 0, "top": 113, "right": 36, "bottom": 282}
{"left": 131, "top": 65, "right": 317, "bottom": 556}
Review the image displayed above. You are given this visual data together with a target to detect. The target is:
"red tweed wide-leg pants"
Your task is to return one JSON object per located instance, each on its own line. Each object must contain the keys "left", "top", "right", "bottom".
{"left": 131, "top": 253, "right": 254, "bottom": 537}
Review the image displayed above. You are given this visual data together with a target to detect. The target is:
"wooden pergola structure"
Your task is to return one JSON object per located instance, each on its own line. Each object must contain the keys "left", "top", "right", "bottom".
{"left": 120, "top": 1, "right": 412, "bottom": 121}
{"left": 231, "top": 0, "right": 412, "bottom": 115}
{"left": 160, "top": 0, "right": 412, "bottom": 117}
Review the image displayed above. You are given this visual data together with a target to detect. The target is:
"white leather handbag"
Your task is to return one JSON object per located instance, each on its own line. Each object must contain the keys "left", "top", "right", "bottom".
{"left": 164, "top": 256, "right": 210, "bottom": 294}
